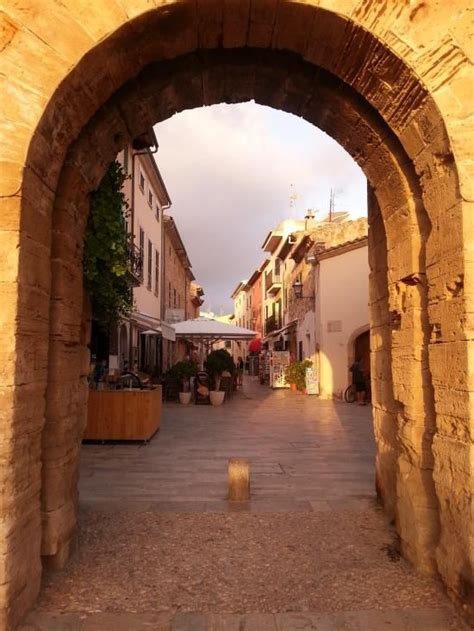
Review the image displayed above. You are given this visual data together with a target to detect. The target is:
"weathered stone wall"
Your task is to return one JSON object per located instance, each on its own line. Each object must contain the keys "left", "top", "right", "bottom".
{"left": 0, "top": 1, "right": 472, "bottom": 628}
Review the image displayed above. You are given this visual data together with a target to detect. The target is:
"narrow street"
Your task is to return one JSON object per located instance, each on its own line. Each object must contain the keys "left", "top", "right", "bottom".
{"left": 21, "top": 380, "right": 465, "bottom": 630}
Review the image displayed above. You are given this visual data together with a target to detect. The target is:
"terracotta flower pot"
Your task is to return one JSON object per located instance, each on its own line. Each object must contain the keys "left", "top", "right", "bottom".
{"left": 210, "top": 390, "right": 225, "bottom": 406}
{"left": 179, "top": 392, "right": 192, "bottom": 405}
{"left": 290, "top": 383, "right": 297, "bottom": 392}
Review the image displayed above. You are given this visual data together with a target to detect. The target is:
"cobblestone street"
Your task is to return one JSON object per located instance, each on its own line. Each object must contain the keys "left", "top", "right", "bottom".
{"left": 21, "top": 380, "right": 467, "bottom": 630}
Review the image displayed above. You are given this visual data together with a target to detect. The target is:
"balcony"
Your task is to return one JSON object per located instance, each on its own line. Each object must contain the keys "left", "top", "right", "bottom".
{"left": 265, "top": 315, "right": 281, "bottom": 336}
{"left": 127, "top": 242, "right": 143, "bottom": 286}
{"left": 265, "top": 271, "right": 282, "bottom": 295}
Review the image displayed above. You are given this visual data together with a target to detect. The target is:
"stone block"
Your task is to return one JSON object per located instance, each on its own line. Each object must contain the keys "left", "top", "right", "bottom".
{"left": 248, "top": 0, "right": 278, "bottom": 48}
{"left": 223, "top": 0, "right": 251, "bottom": 48}
{"left": 41, "top": 498, "right": 77, "bottom": 557}
{"left": 304, "top": 8, "right": 349, "bottom": 73}
{"left": 396, "top": 457, "right": 439, "bottom": 574}
{"left": 0, "top": 163, "right": 24, "bottom": 215}
{"left": 197, "top": 0, "right": 224, "bottom": 49}
{"left": 0, "top": 231, "right": 20, "bottom": 283}
{"left": 41, "top": 451, "right": 81, "bottom": 514}
{"left": 272, "top": 1, "right": 316, "bottom": 56}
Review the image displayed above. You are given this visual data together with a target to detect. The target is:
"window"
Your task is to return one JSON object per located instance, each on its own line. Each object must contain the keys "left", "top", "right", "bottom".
{"left": 154, "top": 250, "right": 160, "bottom": 295}
{"left": 147, "top": 239, "right": 152, "bottom": 289}
{"left": 139, "top": 170, "right": 145, "bottom": 192}
{"left": 169, "top": 246, "right": 172, "bottom": 257}
{"left": 298, "top": 340, "right": 303, "bottom": 362}
{"left": 173, "top": 288, "right": 177, "bottom": 308}
{"left": 148, "top": 190, "right": 153, "bottom": 208}
{"left": 156, "top": 205, "right": 160, "bottom": 221}
{"left": 168, "top": 281, "right": 172, "bottom": 308}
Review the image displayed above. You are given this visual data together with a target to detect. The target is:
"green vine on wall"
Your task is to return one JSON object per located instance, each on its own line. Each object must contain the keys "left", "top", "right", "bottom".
{"left": 83, "top": 160, "right": 133, "bottom": 327}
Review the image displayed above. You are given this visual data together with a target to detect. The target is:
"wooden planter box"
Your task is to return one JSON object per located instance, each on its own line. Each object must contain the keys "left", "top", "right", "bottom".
{"left": 84, "top": 386, "right": 162, "bottom": 441}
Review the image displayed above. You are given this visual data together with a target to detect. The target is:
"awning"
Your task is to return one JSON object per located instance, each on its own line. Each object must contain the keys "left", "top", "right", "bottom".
{"left": 132, "top": 312, "right": 176, "bottom": 342}
{"left": 263, "top": 319, "right": 298, "bottom": 343}
{"left": 173, "top": 317, "right": 256, "bottom": 344}
{"left": 161, "top": 321, "right": 176, "bottom": 342}
{"left": 248, "top": 337, "right": 262, "bottom": 353}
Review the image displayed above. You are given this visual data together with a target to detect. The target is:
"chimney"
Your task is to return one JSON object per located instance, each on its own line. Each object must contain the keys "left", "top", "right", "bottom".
{"left": 305, "top": 209, "right": 317, "bottom": 230}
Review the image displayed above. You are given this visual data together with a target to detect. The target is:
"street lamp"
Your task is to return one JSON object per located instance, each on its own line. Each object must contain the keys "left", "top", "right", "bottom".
{"left": 292, "top": 279, "right": 314, "bottom": 300}
{"left": 292, "top": 279, "right": 303, "bottom": 299}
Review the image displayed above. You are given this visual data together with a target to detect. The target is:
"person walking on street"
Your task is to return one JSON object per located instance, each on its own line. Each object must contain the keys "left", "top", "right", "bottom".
{"left": 350, "top": 357, "right": 366, "bottom": 405}
{"left": 237, "top": 356, "right": 244, "bottom": 387}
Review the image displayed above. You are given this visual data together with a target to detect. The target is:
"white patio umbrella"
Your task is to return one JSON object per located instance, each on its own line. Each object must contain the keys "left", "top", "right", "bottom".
{"left": 173, "top": 317, "right": 256, "bottom": 342}
{"left": 172, "top": 317, "right": 256, "bottom": 368}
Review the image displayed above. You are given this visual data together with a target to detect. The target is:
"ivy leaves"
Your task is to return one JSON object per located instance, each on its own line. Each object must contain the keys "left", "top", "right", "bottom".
{"left": 83, "top": 161, "right": 133, "bottom": 327}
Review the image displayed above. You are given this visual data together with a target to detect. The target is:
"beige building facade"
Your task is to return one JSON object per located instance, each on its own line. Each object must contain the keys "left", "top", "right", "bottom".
{"left": 115, "top": 136, "right": 174, "bottom": 375}
{"left": 0, "top": 1, "right": 472, "bottom": 627}
{"left": 231, "top": 280, "right": 251, "bottom": 362}
{"left": 162, "top": 215, "right": 198, "bottom": 370}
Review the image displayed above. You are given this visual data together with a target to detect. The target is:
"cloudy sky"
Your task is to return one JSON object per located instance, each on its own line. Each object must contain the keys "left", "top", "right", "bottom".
{"left": 154, "top": 102, "right": 367, "bottom": 314}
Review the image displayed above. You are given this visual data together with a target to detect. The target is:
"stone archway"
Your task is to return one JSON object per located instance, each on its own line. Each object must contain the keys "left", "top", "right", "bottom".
{"left": 0, "top": 2, "right": 472, "bottom": 627}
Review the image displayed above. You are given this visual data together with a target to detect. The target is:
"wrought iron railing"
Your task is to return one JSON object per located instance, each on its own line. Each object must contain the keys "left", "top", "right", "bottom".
{"left": 265, "top": 315, "right": 281, "bottom": 335}
{"left": 127, "top": 241, "right": 143, "bottom": 285}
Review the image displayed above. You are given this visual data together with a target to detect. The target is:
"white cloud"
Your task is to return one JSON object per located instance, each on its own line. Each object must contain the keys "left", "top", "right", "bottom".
{"left": 154, "top": 103, "right": 366, "bottom": 313}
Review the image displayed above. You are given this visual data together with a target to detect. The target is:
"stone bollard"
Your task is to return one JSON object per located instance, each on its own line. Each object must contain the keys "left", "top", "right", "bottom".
{"left": 228, "top": 458, "right": 250, "bottom": 501}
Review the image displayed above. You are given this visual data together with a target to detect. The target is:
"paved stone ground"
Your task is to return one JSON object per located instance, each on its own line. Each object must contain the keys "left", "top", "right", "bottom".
{"left": 21, "top": 379, "right": 468, "bottom": 630}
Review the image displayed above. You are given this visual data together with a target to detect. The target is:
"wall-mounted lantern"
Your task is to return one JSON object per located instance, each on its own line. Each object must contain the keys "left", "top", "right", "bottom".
{"left": 292, "top": 279, "right": 315, "bottom": 300}
{"left": 292, "top": 279, "right": 303, "bottom": 299}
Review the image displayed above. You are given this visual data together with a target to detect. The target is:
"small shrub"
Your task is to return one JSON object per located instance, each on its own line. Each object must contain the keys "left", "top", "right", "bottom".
{"left": 285, "top": 360, "right": 312, "bottom": 391}
{"left": 167, "top": 360, "right": 198, "bottom": 391}
{"left": 204, "top": 349, "right": 235, "bottom": 390}
{"left": 83, "top": 161, "right": 132, "bottom": 326}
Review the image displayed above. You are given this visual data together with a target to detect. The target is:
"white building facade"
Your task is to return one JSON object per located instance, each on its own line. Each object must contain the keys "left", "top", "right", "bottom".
{"left": 315, "top": 237, "right": 369, "bottom": 399}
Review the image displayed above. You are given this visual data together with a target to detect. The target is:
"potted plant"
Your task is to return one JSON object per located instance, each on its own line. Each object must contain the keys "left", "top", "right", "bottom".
{"left": 204, "top": 349, "right": 235, "bottom": 406}
{"left": 170, "top": 360, "right": 198, "bottom": 404}
{"left": 285, "top": 360, "right": 312, "bottom": 393}
{"left": 284, "top": 362, "right": 298, "bottom": 391}
{"left": 297, "top": 360, "right": 313, "bottom": 393}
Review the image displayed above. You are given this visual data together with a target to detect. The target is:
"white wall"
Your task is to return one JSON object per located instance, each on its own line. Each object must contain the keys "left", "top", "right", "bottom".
{"left": 318, "top": 245, "right": 369, "bottom": 398}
